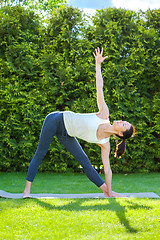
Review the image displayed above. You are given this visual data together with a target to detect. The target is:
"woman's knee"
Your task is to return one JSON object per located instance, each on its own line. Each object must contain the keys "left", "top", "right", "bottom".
{"left": 80, "top": 157, "right": 93, "bottom": 170}
{"left": 32, "top": 148, "right": 47, "bottom": 163}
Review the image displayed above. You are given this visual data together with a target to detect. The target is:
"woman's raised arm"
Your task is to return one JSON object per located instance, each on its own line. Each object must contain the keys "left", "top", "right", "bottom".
{"left": 93, "top": 47, "right": 109, "bottom": 119}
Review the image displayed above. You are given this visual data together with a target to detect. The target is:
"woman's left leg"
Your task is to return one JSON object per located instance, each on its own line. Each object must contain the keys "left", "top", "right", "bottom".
{"left": 26, "top": 113, "right": 60, "bottom": 182}
{"left": 23, "top": 112, "right": 62, "bottom": 198}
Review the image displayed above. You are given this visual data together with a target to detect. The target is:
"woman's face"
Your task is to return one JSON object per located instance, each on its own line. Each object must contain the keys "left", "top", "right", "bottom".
{"left": 113, "top": 120, "right": 131, "bottom": 134}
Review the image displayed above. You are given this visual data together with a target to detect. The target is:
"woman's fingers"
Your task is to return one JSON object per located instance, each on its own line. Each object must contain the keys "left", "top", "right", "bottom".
{"left": 95, "top": 47, "right": 105, "bottom": 56}
{"left": 101, "top": 47, "right": 103, "bottom": 55}
{"left": 93, "top": 48, "right": 108, "bottom": 62}
{"left": 103, "top": 56, "right": 108, "bottom": 60}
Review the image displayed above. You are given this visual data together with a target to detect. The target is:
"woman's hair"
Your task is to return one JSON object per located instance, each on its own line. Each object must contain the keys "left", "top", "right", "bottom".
{"left": 114, "top": 125, "right": 135, "bottom": 158}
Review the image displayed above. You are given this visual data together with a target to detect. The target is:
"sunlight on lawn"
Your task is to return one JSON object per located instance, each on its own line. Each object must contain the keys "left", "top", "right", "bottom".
{"left": 0, "top": 198, "right": 159, "bottom": 240}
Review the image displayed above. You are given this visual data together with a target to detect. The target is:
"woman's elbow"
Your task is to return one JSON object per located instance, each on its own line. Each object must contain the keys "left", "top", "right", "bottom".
{"left": 104, "top": 168, "right": 112, "bottom": 176}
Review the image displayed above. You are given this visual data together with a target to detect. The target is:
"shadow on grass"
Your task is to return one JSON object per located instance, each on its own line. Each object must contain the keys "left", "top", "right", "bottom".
{"left": 32, "top": 197, "right": 151, "bottom": 233}
{"left": 0, "top": 197, "right": 152, "bottom": 233}
{"left": 108, "top": 198, "right": 138, "bottom": 233}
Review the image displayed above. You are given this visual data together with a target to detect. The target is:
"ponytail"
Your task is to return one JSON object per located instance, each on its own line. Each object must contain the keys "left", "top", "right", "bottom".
{"left": 114, "top": 139, "right": 126, "bottom": 158}
{"left": 114, "top": 124, "right": 135, "bottom": 158}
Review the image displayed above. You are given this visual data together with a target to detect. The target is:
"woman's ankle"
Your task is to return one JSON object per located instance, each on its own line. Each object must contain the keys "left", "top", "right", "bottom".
{"left": 24, "top": 180, "right": 32, "bottom": 194}
{"left": 23, "top": 192, "right": 32, "bottom": 198}
{"left": 99, "top": 183, "right": 110, "bottom": 197}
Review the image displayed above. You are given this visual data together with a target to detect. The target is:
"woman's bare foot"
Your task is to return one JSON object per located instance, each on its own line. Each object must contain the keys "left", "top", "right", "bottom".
{"left": 23, "top": 192, "right": 32, "bottom": 199}
{"left": 111, "top": 191, "right": 128, "bottom": 198}
{"left": 99, "top": 183, "right": 110, "bottom": 197}
{"left": 23, "top": 180, "right": 32, "bottom": 198}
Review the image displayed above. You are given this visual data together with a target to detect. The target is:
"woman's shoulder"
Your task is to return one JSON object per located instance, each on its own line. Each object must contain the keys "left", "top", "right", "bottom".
{"left": 96, "top": 112, "right": 109, "bottom": 121}
{"left": 97, "top": 141, "right": 110, "bottom": 151}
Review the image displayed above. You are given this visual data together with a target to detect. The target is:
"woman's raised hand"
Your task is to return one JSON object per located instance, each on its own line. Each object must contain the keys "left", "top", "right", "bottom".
{"left": 93, "top": 47, "right": 108, "bottom": 64}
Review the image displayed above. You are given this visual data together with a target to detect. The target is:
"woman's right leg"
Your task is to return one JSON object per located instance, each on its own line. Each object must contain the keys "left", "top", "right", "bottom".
{"left": 57, "top": 134, "right": 105, "bottom": 188}
{"left": 58, "top": 135, "right": 110, "bottom": 196}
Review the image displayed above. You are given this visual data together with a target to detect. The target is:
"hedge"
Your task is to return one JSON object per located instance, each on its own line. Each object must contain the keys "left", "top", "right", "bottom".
{"left": 0, "top": 5, "right": 159, "bottom": 173}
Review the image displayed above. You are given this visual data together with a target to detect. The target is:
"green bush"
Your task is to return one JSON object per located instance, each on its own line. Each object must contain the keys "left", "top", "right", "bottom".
{"left": 0, "top": 5, "right": 159, "bottom": 173}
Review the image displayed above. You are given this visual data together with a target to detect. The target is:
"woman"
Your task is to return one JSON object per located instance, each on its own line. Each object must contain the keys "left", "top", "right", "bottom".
{"left": 23, "top": 47, "right": 135, "bottom": 198}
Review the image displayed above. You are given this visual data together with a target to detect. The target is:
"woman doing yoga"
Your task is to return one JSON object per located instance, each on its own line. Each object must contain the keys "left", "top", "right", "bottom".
{"left": 23, "top": 47, "right": 135, "bottom": 198}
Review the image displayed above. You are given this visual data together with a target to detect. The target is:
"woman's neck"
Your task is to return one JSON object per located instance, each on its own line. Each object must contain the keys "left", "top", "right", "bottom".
{"left": 97, "top": 123, "right": 116, "bottom": 139}
{"left": 103, "top": 123, "right": 119, "bottom": 137}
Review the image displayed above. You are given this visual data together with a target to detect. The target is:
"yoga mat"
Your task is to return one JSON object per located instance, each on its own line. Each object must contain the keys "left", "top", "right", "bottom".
{"left": 0, "top": 190, "right": 159, "bottom": 199}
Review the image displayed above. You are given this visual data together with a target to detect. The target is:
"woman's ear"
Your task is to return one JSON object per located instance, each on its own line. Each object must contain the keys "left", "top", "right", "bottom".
{"left": 118, "top": 132, "right": 123, "bottom": 137}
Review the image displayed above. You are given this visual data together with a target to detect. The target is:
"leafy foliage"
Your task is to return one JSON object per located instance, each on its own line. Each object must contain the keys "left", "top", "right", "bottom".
{"left": 0, "top": 6, "right": 159, "bottom": 173}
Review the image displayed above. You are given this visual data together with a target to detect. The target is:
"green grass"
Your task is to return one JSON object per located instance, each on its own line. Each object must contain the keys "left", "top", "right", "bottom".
{"left": 0, "top": 198, "right": 160, "bottom": 240}
{"left": 0, "top": 172, "right": 160, "bottom": 195}
{"left": 0, "top": 172, "right": 160, "bottom": 240}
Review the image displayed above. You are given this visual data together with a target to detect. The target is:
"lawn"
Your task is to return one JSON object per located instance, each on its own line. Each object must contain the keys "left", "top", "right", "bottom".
{"left": 0, "top": 172, "right": 160, "bottom": 195}
{"left": 0, "top": 172, "right": 160, "bottom": 240}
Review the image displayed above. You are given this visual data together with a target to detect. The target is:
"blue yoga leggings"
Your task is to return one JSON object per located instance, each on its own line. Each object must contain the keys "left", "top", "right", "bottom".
{"left": 26, "top": 112, "right": 104, "bottom": 188}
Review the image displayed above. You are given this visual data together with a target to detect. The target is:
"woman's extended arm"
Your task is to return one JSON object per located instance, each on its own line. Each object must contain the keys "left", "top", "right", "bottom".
{"left": 100, "top": 142, "right": 112, "bottom": 196}
{"left": 93, "top": 47, "right": 109, "bottom": 118}
{"left": 100, "top": 142, "right": 127, "bottom": 198}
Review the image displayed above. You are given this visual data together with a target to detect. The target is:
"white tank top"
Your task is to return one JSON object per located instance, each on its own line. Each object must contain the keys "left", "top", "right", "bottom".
{"left": 63, "top": 111, "right": 110, "bottom": 144}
